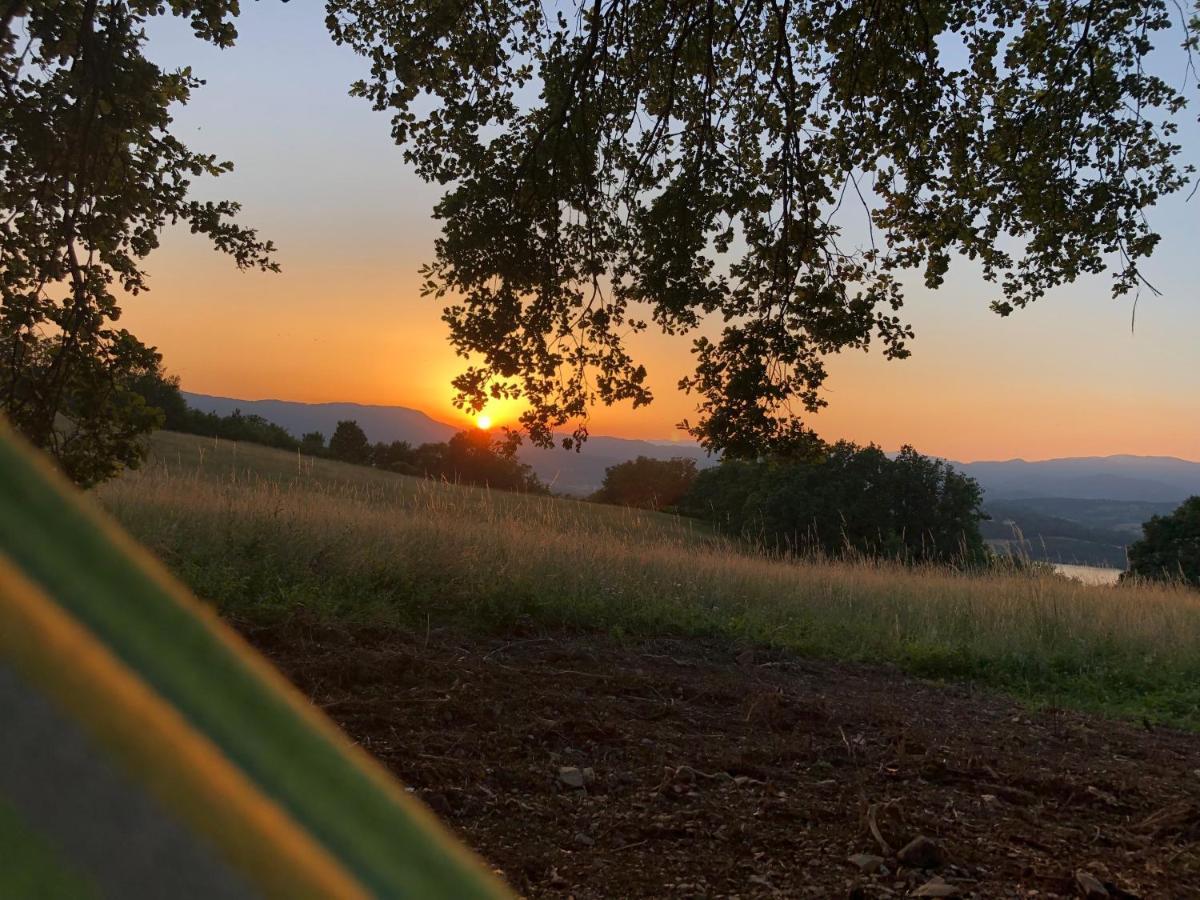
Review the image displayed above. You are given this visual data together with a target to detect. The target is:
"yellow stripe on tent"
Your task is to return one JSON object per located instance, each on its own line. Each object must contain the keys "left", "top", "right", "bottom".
{"left": 0, "top": 553, "right": 370, "bottom": 899}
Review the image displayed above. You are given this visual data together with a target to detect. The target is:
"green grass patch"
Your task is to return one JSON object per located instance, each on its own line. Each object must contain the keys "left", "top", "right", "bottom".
{"left": 98, "top": 431, "right": 1200, "bottom": 730}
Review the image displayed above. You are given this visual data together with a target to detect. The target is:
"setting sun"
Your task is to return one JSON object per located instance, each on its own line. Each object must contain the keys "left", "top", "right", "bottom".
{"left": 476, "top": 414, "right": 493, "bottom": 430}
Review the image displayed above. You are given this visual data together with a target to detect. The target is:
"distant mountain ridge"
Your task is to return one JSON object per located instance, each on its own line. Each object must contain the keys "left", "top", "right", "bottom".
{"left": 182, "top": 392, "right": 457, "bottom": 447}
{"left": 961, "top": 456, "right": 1200, "bottom": 568}
{"left": 182, "top": 392, "right": 1199, "bottom": 501}
{"left": 181, "top": 392, "right": 713, "bottom": 494}
{"left": 957, "top": 455, "right": 1200, "bottom": 503}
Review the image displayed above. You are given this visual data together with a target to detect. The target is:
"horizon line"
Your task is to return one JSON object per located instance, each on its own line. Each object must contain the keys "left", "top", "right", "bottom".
{"left": 178, "top": 389, "right": 1200, "bottom": 466}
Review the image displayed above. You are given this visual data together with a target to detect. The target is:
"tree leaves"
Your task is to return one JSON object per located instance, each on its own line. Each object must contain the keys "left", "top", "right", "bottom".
{"left": 0, "top": 2, "right": 277, "bottom": 484}
{"left": 331, "top": 0, "right": 1195, "bottom": 455}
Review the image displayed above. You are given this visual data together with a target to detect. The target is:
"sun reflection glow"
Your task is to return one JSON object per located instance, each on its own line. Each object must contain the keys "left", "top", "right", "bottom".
{"left": 476, "top": 414, "right": 493, "bottom": 430}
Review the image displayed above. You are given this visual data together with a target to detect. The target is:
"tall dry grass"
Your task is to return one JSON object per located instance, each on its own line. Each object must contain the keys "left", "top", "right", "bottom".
{"left": 98, "top": 431, "right": 1200, "bottom": 726}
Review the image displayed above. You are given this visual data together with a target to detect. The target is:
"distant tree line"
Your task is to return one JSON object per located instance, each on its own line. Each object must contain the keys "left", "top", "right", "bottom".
{"left": 137, "top": 373, "right": 546, "bottom": 494}
{"left": 313, "top": 420, "right": 547, "bottom": 494}
{"left": 591, "top": 441, "right": 987, "bottom": 567}
{"left": 129, "top": 372, "right": 300, "bottom": 451}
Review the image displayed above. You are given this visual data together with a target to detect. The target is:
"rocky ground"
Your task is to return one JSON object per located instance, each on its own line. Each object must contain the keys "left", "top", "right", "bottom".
{"left": 244, "top": 621, "right": 1200, "bottom": 898}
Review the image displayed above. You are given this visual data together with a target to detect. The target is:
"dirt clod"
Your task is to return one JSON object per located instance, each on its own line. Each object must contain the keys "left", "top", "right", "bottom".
{"left": 897, "top": 835, "right": 945, "bottom": 870}
{"left": 848, "top": 853, "right": 886, "bottom": 874}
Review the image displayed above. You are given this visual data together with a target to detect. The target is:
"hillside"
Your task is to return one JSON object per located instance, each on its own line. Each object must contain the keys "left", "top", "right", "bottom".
{"left": 176, "top": 392, "right": 1200, "bottom": 568}
{"left": 181, "top": 391, "right": 458, "bottom": 446}
{"left": 92, "top": 431, "right": 1200, "bottom": 896}
{"left": 980, "top": 497, "right": 1183, "bottom": 568}
{"left": 182, "top": 391, "right": 714, "bottom": 494}
{"left": 101, "top": 431, "right": 1200, "bottom": 725}
{"left": 184, "top": 392, "right": 1200, "bottom": 501}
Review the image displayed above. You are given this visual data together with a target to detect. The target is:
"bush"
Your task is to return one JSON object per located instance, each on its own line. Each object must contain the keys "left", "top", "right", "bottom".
{"left": 416, "top": 429, "right": 547, "bottom": 494}
{"left": 679, "top": 442, "right": 986, "bottom": 566}
{"left": 301, "top": 431, "right": 327, "bottom": 454}
{"left": 591, "top": 456, "right": 699, "bottom": 510}
{"left": 1125, "top": 497, "right": 1200, "bottom": 587}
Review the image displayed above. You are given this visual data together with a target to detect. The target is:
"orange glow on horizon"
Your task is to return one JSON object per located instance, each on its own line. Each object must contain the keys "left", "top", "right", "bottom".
{"left": 120, "top": 198, "right": 1199, "bottom": 464}
{"left": 106, "top": 9, "right": 1198, "bottom": 473}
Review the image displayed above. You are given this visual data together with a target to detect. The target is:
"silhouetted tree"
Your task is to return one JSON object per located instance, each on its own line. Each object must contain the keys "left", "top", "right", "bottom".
{"left": 330, "top": 1, "right": 1199, "bottom": 455}
{"left": 680, "top": 442, "right": 986, "bottom": 566}
{"left": 592, "top": 457, "right": 699, "bottom": 511}
{"left": 417, "top": 429, "right": 547, "bottom": 493}
{"left": 1, "top": 4, "right": 276, "bottom": 484}
{"left": 1125, "top": 497, "right": 1200, "bottom": 587}
{"left": 329, "top": 420, "right": 371, "bottom": 464}
{"left": 127, "top": 368, "right": 190, "bottom": 432}
{"left": 300, "top": 431, "right": 327, "bottom": 454}
{"left": 11, "top": 3, "right": 1197, "bottom": 483}
{"left": 372, "top": 440, "right": 416, "bottom": 473}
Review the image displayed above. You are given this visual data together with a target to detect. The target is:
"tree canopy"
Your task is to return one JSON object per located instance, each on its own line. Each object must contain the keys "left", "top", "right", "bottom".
{"left": 4, "top": 2, "right": 1199, "bottom": 482}
{"left": 329, "top": 0, "right": 1199, "bottom": 455}
{"left": 591, "top": 456, "right": 699, "bottom": 511}
{"left": 330, "top": 419, "right": 372, "bottom": 463}
{"left": 418, "top": 428, "right": 548, "bottom": 493}
{"left": 1125, "top": 496, "right": 1200, "bottom": 587}
{"left": 0, "top": 3, "right": 275, "bottom": 483}
{"left": 680, "top": 442, "right": 987, "bottom": 565}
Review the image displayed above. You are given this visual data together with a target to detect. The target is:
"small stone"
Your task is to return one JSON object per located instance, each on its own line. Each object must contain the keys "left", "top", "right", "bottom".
{"left": 574, "top": 831, "right": 594, "bottom": 847}
{"left": 911, "top": 879, "right": 959, "bottom": 897}
{"left": 897, "top": 835, "right": 945, "bottom": 870}
{"left": 848, "top": 853, "right": 886, "bottom": 874}
{"left": 558, "top": 765, "right": 595, "bottom": 789}
{"left": 1075, "top": 870, "right": 1109, "bottom": 898}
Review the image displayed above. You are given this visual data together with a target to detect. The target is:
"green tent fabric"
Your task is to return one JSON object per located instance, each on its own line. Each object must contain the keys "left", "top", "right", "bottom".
{"left": 0, "top": 424, "right": 509, "bottom": 899}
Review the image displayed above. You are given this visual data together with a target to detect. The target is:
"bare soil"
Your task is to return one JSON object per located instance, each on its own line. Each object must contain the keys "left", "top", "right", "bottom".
{"left": 242, "top": 621, "right": 1200, "bottom": 899}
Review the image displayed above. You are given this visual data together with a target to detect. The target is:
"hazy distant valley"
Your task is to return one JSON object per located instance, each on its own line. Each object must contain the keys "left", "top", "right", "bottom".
{"left": 182, "top": 391, "right": 715, "bottom": 495}
{"left": 183, "top": 391, "right": 1200, "bottom": 569}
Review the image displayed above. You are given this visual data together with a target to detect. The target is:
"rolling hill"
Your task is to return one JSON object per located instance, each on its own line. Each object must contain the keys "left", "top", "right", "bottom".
{"left": 964, "top": 459, "right": 1200, "bottom": 567}
{"left": 182, "top": 392, "right": 1199, "bottom": 509}
{"left": 182, "top": 392, "right": 458, "bottom": 446}
{"left": 958, "top": 455, "right": 1200, "bottom": 503}
{"left": 977, "top": 498, "right": 1182, "bottom": 568}
{"left": 182, "top": 392, "right": 714, "bottom": 495}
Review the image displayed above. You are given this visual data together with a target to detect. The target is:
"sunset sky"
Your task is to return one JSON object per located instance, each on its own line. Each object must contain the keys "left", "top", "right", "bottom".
{"left": 131, "top": 5, "right": 1200, "bottom": 462}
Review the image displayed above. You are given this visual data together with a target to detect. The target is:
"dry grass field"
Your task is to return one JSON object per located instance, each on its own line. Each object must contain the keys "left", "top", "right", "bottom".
{"left": 96, "top": 431, "right": 1200, "bottom": 729}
